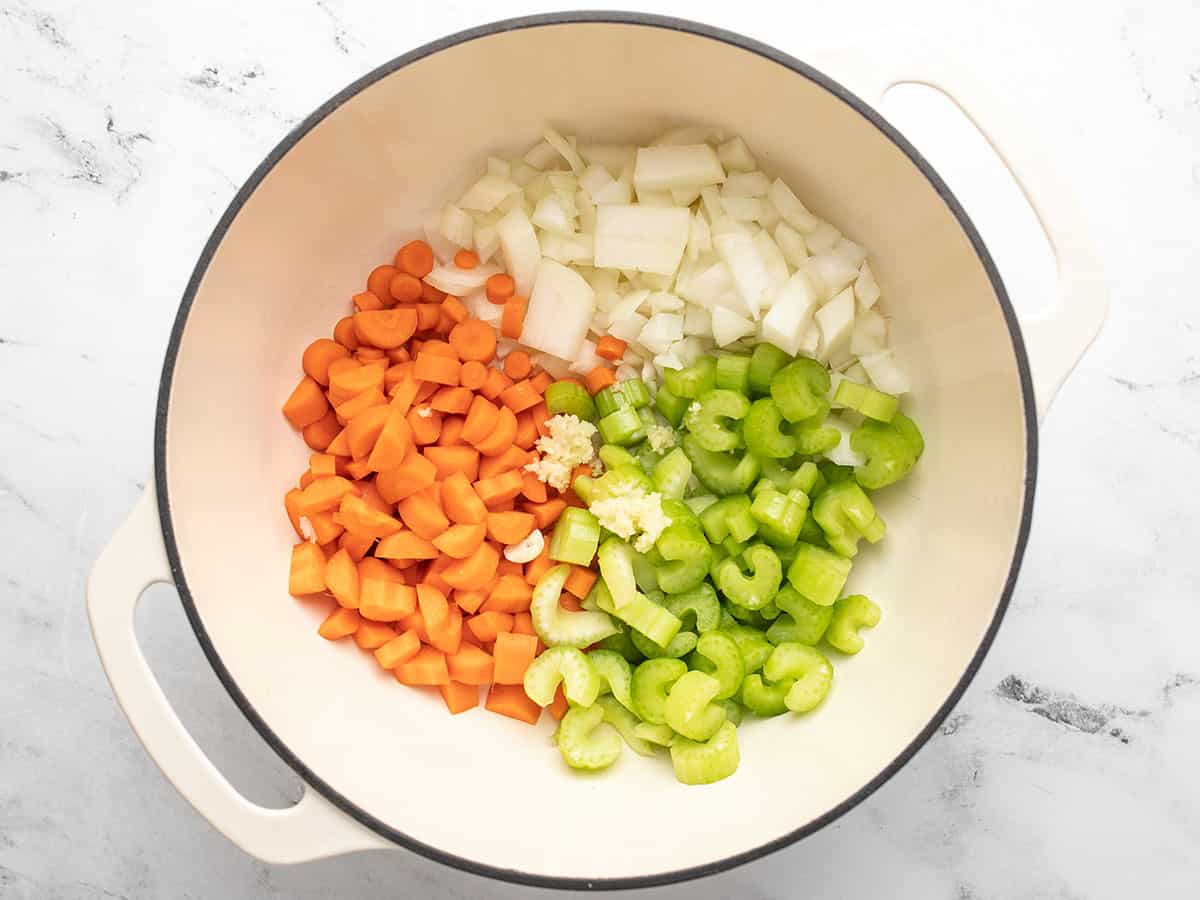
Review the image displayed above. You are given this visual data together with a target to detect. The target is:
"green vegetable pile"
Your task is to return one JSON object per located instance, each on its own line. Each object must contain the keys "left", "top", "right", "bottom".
{"left": 530, "top": 343, "right": 923, "bottom": 784}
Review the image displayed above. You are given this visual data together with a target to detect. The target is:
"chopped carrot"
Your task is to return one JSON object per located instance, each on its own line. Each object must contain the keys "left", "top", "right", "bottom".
{"left": 366, "top": 406, "right": 413, "bottom": 473}
{"left": 480, "top": 366, "right": 513, "bottom": 401}
{"left": 302, "top": 411, "right": 341, "bottom": 452}
{"left": 485, "top": 683, "right": 541, "bottom": 724}
{"left": 375, "top": 529, "right": 439, "bottom": 560}
{"left": 447, "top": 644, "right": 493, "bottom": 685}
{"left": 329, "top": 363, "right": 384, "bottom": 404}
{"left": 324, "top": 548, "right": 361, "bottom": 608}
{"left": 424, "top": 445, "right": 480, "bottom": 482}
{"left": 503, "top": 350, "right": 532, "bottom": 380}
{"left": 334, "top": 388, "right": 387, "bottom": 425}
{"left": 430, "top": 386, "right": 473, "bottom": 415}
{"left": 442, "top": 542, "right": 500, "bottom": 591}
{"left": 478, "top": 445, "right": 532, "bottom": 480}
{"left": 530, "top": 372, "right": 554, "bottom": 394}
{"left": 359, "top": 579, "right": 417, "bottom": 622}
{"left": 416, "top": 582, "right": 450, "bottom": 629}
{"left": 512, "top": 612, "right": 535, "bottom": 635}
{"left": 499, "top": 379, "right": 542, "bottom": 414}
{"left": 374, "top": 629, "right": 421, "bottom": 668}
{"left": 485, "top": 272, "right": 515, "bottom": 305}
{"left": 441, "top": 471, "right": 488, "bottom": 525}
{"left": 459, "top": 395, "right": 500, "bottom": 446}
{"left": 547, "top": 685, "right": 569, "bottom": 720}
{"left": 427, "top": 603, "right": 463, "bottom": 655}
{"left": 595, "top": 335, "right": 627, "bottom": 361}
{"left": 302, "top": 339, "right": 350, "bottom": 386}
{"left": 395, "top": 240, "right": 435, "bottom": 278}
{"left": 345, "top": 405, "right": 391, "bottom": 460}
{"left": 496, "top": 558, "right": 523, "bottom": 578}
{"left": 559, "top": 593, "right": 583, "bottom": 612}
{"left": 471, "top": 406, "right": 518, "bottom": 457}
{"left": 523, "top": 542, "right": 554, "bottom": 586}
{"left": 375, "top": 448, "right": 437, "bottom": 503}
{"left": 338, "top": 494, "right": 402, "bottom": 539}
{"left": 407, "top": 405, "right": 443, "bottom": 446}
{"left": 480, "top": 574, "right": 533, "bottom": 614}
{"left": 466, "top": 610, "right": 514, "bottom": 643}
{"left": 492, "top": 632, "right": 538, "bottom": 685}
{"left": 283, "top": 376, "right": 329, "bottom": 429}
{"left": 485, "top": 511, "right": 536, "bottom": 545}
{"left": 422, "top": 553, "right": 455, "bottom": 595}
{"left": 333, "top": 315, "right": 360, "bottom": 351}
{"left": 387, "top": 346, "right": 411, "bottom": 363}
{"left": 500, "top": 295, "right": 527, "bottom": 340}
{"left": 453, "top": 249, "right": 479, "bottom": 270}
{"left": 318, "top": 607, "right": 361, "bottom": 640}
{"left": 397, "top": 491, "right": 449, "bottom": 541}
{"left": 397, "top": 609, "right": 429, "bottom": 643}
{"left": 324, "top": 427, "right": 351, "bottom": 457}
{"left": 432, "top": 523, "right": 487, "bottom": 559}
{"left": 524, "top": 497, "right": 567, "bottom": 530}
{"left": 459, "top": 360, "right": 488, "bottom": 390}
{"left": 514, "top": 410, "right": 538, "bottom": 450}
{"left": 416, "top": 302, "right": 442, "bottom": 331}
{"left": 288, "top": 542, "right": 327, "bottom": 596}
{"left": 423, "top": 281, "right": 447, "bottom": 304}
{"left": 388, "top": 373, "right": 421, "bottom": 415}
{"left": 284, "top": 489, "right": 305, "bottom": 537}
{"left": 354, "top": 620, "right": 396, "bottom": 650}
{"left": 530, "top": 402, "right": 550, "bottom": 437}
{"left": 307, "top": 510, "right": 345, "bottom": 545}
{"left": 367, "top": 264, "right": 399, "bottom": 305}
{"left": 435, "top": 309, "right": 456, "bottom": 334}
{"left": 473, "top": 470, "right": 525, "bottom": 508}
{"left": 440, "top": 681, "right": 479, "bottom": 714}
{"left": 563, "top": 566, "right": 598, "bottom": 599}
{"left": 414, "top": 381, "right": 440, "bottom": 404}
{"left": 339, "top": 530, "right": 374, "bottom": 562}
{"left": 448, "top": 319, "right": 497, "bottom": 363}
{"left": 394, "top": 646, "right": 449, "bottom": 685}
{"left": 295, "top": 476, "right": 359, "bottom": 515}
{"left": 442, "top": 295, "right": 468, "bottom": 324}
{"left": 358, "top": 556, "right": 405, "bottom": 582}
{"left": 354, "top": 308, "right": 418, "bottom": 350}
{"left": 455, "top": 588, "right": 488, "bottom": 615}
{"left": 356, "top": 346, "right": 387, "bottom": 361}
{"left": 354, "top": 290, "right": 384, "bottom": 312}
{"left": 389, "top": 272, "right": 423, "bottom": 304}
{"left": 521, "top": 472, "right": 548, "bottom": 503}
{"left": 418, "top": 339, "right": 459, "bottom": 359}
{"left": 585, "top": 365, "right": 616, "bottom": 394}
{"left": 413, "top": 352, "right": 460, "bottom": 386}
{"left": 437, "top": 414, "right": 465, "bottom": 447}
{"left": 384, "top": 364, "right": 410, "bottom": 393}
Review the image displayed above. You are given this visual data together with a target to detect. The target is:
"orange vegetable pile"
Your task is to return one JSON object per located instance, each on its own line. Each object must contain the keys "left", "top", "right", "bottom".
{"left": 281, "top": 240, "right": 585, "bottom": 724}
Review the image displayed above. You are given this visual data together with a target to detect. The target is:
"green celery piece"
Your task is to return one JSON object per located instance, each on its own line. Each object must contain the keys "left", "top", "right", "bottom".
{"left": 634, "top": 722, "right": 676, "bottom": 747}
{"left": 637, "top": 406, "right": 658, "bottom": 432}
{"left": 654, "top": 385, "right": 690, "bottom": 427}
{"left": 594, "top": 384, "right": 631, "bottom": 418}
{"left": 698, "top": 495, "right": 757, "bottom": 544}
{"left": 743, "top": 397, "right": 798, "bottom": 459}
{"left": 661, "top": 498, "right": 700, "bottom": 530}
{"left": 833, "top": 379, "right": 899, "bottom": 423}
{"left": 713, "top": 543, "right": 783, "bottom": 610}
{"left": 630, "top": 627, "right": 698, "bottom": 660}
{"left": 684, "top": 493, "right": 720, "bottom": 515}
{"left": 682, "top": 435, "right": 761, "bottom": 496}
{"left": 529, "top": 565, "right": 619, "bottom": 648}
{"left": 747, "top": 343, "right": 789, "bottom": 396}
{"left": 631, "top": 658, "right": 688, "bottom": 724}
{"left": 683, "top": 389, "right": 751, "bottom": 453}
{"left": 825, "top": 594, "right": 881, "bottom": 654}
{"left": 759, "top": 457, "right": 795, "bottom": 491}
{"left": 770, "top": 358, "right": 832, "bottom": 423}
{"left": 722, "top": 699, "right": 744, "bottom": 726}
{"left": 622, "top": 378, "right": 652, "bottom": 409}
{"left": 591, "top": 465, "right": 656, "bottom": 500}
{"left": 670, "top": 720, "right": 740, "bottom": 785}
{"left": 572, "top": 474, "right": 596, "bottom": 505}
{"left": 740, "top": 672, "right": 793, "bottom": 717}
{"left": 789, "top": 461, "right": 821, "bottom": 495}
{"left": 597, "top": 405, "right": 646, "bottom": 446}
{"left": 689, "top": 631, "right": 745, "bottom": 700}
{"left": 663, "top": 356, "right": 717, "bottom": 399}
{"left": 721, "top": 535, "right": 750, "bottom": 560}
{"left": 792, "top": 418, "right": 841, "bottom": 455}
{"left": 595, "top": 695, "right": 656, "bottom": 756}
{"left": 715, "top": 353, "right": 752, "bottom": 395}
{"left": 630, "top": 548, "right": 660, "bottom": 593}
{"left": 557, "top": 704, "right": 622, "bottom": 770}
{"left": 759, "top": 598, "right": 781, "bottom": 620}
{"left": 523, "top": 646, "right": 601, "bottom": 707}
{"left": 597, "top": 538, "right": 638, "bottom": 608}
{"left": 786, "top": 543, "right": 851, "bottom": 606}
{"left": 598, "top": 444, "right": 639, "bottom": 470}
{"left": 655, "top": 524, "right": 713, "bottom": 594}
{"left": 664, "top": 671, "right": 727, "bottom": 741}
{"left": 768, "top": 585, "right": 834, "bottom": 645}
{"left": 851, "top": 413, "right": 925, "bottom": 490}
{"left": 773, "top": 541, "right": 801, "bottom": 570}
{"left": 652, "top": 447, "right": 693, "bottom": 499}
{"left": 721, "top": 624, "right": 774, "bottom": 672}
{"left": 544, "top": 380, "right": 597, "bottom": 421}
{"left": 798, "top": 515, "right": 826, "bottom": 545}
{"left": 817, "top": 461, "right": 855, "bottom": 487}
{"left": 663, "top": 583, "right": 721, "bottom": 634}
{"left": 548, "top": 507, "right": 600, "bottom": 566}
{"left": 749, "top": 489, "right": 808, "bottom": 547}
{"left": 764, "top": 642, "right": 834, "bottom": 713}
{"left": 593, "top": 623, "right": 644, "bottom": 663}
{"left": 636, "top": 441, "right": 665, "bottom": 475}
{"left": 813, "top": 480, "right": 886, "bottom": 558}
{"left": 726, "top": 599, "right": 769, "bottom": 628}
{"left": 586, "top": 649, "right": 635, "bottom": 711}
{"left": 595, "top": 584, "right": 682, "bottom": 648}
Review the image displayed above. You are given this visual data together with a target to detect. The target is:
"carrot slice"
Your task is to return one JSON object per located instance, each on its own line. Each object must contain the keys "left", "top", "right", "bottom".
{"left": 354, "top": 620, "right": 397, "bottom": 650}
{"left": 466, "top": 610, "right": 514, "bottom": 643}
{"left": 521, "top": 471, "right": 548, "bottom": 503}
{"left": 485, "top": 683, "right": 541, "bottom": 724}
{"left": 455, "top": 588, "right": 488, "bottom": 615}
{"left": 396, "top": 492, "right": 449, "bottom": 541}
{"left": 302, "top": 339, "right": 350, "bottom": 386}
{"left": 375, "top": 447, "right": 437, "bottom": 503}
{"left": 453, "top": 249, "right": 479, "bottom": 270}
{"left": 471, "top": 406, "right": 518, "bottom": 457}
{"left": 339, "top": 530, "right": 374, "bottom": 562}
{"left": 440, "top": 681, "right": 479, "bottom": 714}
{"left": 524, "top": 497, "right": 567, "bottom": 530}
{"left": 503, "top": 350, "right": 532, "bottom": 380}
{"left": 388, "top": 373, "right": 421, "bottom": 415}
{"left": 389, "top": 272, "right": 423, "bottom": 304}
{"left": 563, "top": 565, "right": 598, "bottom": 599}
{"left": 448, "top": 319, "right": 497, "bottom": 363}
{"left": 530, "top": 372, "right": 554, "bottom": 395}
{"left": 585, "top": 366, "right": 616, "bottom": 394}
{"left": 595, "top": 335, "right": 627, "bottom": 361}
{"left": 430, "top": 386, "right": 473, "bottom": 415}
{"left": 288, "top": 542, "right": 327, "bottom": 596}
{"left": 500, "top": 295, "right": 527, "bottom": 340}
{"left": 359, "top": 579, "right": 417, "bottom": 622}
{"left": 432, "top": 523, "right": 487, "bottom": 559}
{"left": 499, "top": 379, "right": 542, "bottom": 414}
{"left": 514, "top": 410, "right": 538, "bottom": 450}
{"left": 523, "top": 542, "right": 554, "bottom": 586}
{"left": 442, "top": 295, "right": 468, "bottom": 324}
{"left": 478, "top": 445, "right": 533, "bottom": 480}
{"left": 394, "top": 646, "right": 449, "bottom": 685}
{"left": 480, "top": 367, "right": 513, "bottom": 401}
{"left": 413, "top": 352, "right": 461, "bottom": 387}
{"left": 512, "top": 611, "right": 536, "bottom": 635}
{"left": 407, "top": 405, "right": 443, "bottom": 445}
{"left": 318, "top": 607, "right": 361, "bottom": 640}
{"left": 491, "top": 632, "right": 539, "bottom": 685}
{"left": 547, "top": 685, "right": 569, "bottom": 720}
{"left": 374, "top": 629, "right": 421, "bottom": 668}
{"left": 307, "top": 510, "right": 345, "bottom": 545}
{"left": 480, "top": 574, "right": 533, "bottom": 614}
{"left": 296, "top": 476, "right": 359, "bottom": 515}
{"left": 440, "top": 471, "right": 488, "bottom": 526}
{"left": 460, "top": 395, "right": 501, "bottom": 446}
{"left": 338, "top": 494, "right": 402, "bottom": 539}
{"left": 328, "top": 361, "right": 384, "bottom": 405}
{"left": 485, "top": 511, "right": 536, "bottom": 545}
{"left": 302, "top": 412, "right": 341, "bottom": 452}
{"left": 559, "top": 594, "right": 583, "bottom": 612}
{"left": 325, "top": 426, "right": 351, "bottom": 457}
{"left": 396, "top": 240, "right": 435, "bottom": 278}
{"left": 485, "top": 273, "right": 515, "bottom": 305}
{"left": 334, "top": 388, "right": 386, "bottom": 424}
{"left": 333, "top": 315, "right": 360, "bottom": 351}
{"left": 442, "top": 542, "right": 500, "bottom": 591}
{"left": 345, "top": 405, "right": 391, "bottom": 460}
{"left": 324, "top": 548, "right": 361, "bottom": 608}
{"left": 353, "top": 308, "right": 418, "bottom": 350}
{"left": 424, "top": 445, "right": 480, "bottom": 483}
{"left": 356, "top": 347, "right": 387, "bottom": 361}
{"left": 283, "top": 376, "right": 329, "bottom": 429}
{"left": 366, "top": 406, "right": 413, "bottom": 473}
{"left": 416, "top": 582, "right": 450, "bottom": 629}
{"left": 447, "top": 644, "right": 493, "bottom": 685}
{"left": 366, "top": 264, "right": 399, "bottom": 305}
{"left": 354, "top": 290, "right": 384, "bottom": 312}
{"left": 375, "top": 529, "right": 439, "bottom": 560}
{"left": 427, "top": 603, "right": 463, "bottom": 655}
{"left": 438, "top": 415, "right": 465, "bottom": 447}
{"left": 497, "top": 558, "right": 523, "bottom": 578}
{"left": 397, "top": 609, "right": 429, "bottom": 643}
{"left": 473, "top": 470, "right": 525, "bottom": 508}
{"left": 530, "top": 402, "right": 550, "bottom": 437}
{"left": 284, "top": 489, "right": 305, "bottom": 537}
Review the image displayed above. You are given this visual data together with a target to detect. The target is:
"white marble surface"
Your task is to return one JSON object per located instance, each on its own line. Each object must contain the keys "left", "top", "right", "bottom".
{"left": 2, "top": 0, "right": 1198, "bottom": 897}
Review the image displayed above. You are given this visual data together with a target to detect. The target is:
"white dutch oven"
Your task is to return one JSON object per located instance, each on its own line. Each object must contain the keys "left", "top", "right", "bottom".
{"left": 87, "top": 13, "right": 1106, "bottom": 889}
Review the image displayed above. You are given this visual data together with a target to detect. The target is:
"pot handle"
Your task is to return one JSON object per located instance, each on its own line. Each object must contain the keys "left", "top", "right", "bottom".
{"left": 817, "top": 45, "right": 1108, "bottom": 421}
{"left": 87, "top": 485, "right": 390, "bottom": 863}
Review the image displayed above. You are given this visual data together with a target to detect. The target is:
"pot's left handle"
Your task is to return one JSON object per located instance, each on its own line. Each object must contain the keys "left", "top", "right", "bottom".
{"left": 87, "top": 486, "right": 390, "bottom": 863}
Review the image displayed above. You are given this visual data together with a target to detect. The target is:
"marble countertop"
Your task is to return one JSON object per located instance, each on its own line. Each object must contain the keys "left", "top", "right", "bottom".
{"left": 2, "top": 0, "right": 1198, "bottom": 897}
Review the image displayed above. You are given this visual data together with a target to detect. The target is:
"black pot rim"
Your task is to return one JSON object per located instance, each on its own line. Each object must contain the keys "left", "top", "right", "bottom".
{"left": 154, "top": 10, "right": 1037, "bottom": 891}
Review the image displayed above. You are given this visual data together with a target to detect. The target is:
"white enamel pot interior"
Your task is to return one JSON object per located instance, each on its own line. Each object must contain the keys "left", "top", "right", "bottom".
{"left": 88, "top": 12, "right": 1108, "bottom": 891}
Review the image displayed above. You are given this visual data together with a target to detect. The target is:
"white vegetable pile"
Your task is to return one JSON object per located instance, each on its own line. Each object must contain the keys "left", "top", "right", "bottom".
{"left": 429, "top": 125, "right": 908, "bottom": 394}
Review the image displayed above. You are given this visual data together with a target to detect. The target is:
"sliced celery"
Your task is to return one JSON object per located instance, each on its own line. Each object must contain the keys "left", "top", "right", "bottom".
{"left": 548, "top": 507, "right": 600, "bottom": 566}
{"left": 786, "top": 543, "right": 851, "bottom": 607}
{"left": 523, "top": 646, "right": 600, "bottom": 707}
{"left": 690, "top": 632, "right": 746, "bottom": 700}
{"left": 670, "top": 720, "right": 739, "bottom": 785}
{"left": 652, "top": 447, "right": 693, "bottom": 499}
{"left": 631, "top": 658, "right": 687, "bottom": 725}
{"left": 764, "top": 642, "right": 833, "bottom": 713}
{"left": 825, "top": 594, "right": 881, "bottom": 654}
{"left": 595, "top": 695, "right": 656, "bottom": 756}
{"left": 530, "top": 565, "right": 619, "bottom": 648}
{"left": 665, "top": 671, "right": 727, "bottom": 741}
{"left": 557, "top": 704, "right": 621, "bottom": 770}
{"left": 587, "top": 649, "right": 635, "bottom": 711}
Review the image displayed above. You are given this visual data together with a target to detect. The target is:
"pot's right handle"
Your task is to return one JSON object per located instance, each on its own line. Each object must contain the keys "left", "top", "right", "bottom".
{"left": 87, "top": 485, "right": 390, "bottom": 863}
{"left": 818, "top": 45, "right": 1108, "bottom": 421}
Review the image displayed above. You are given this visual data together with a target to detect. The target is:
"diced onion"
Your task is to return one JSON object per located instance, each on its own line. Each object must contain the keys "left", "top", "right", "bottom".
{"left": 823, "top": 415, "right": 868, "bottom": 467}
{"left": 459, "top": 174, "right": 521, "bottom": 212}
{"left": 859, "top": 349, "right": 911, "bottom": 394}
{"left": 759, "top": 270, "right": 820, "bottom": 355}
{"left": 633, "top": 144, "right": 725, "bottom": 192}
{"left": 543, "top": 125, "right": 586, "bottom": 173}
{"left": 721, "top": 197, "right": 763, "bottom": 221}
{"left": 855, "top": 262, "right": 881, "bottom": 311}
{"left": 424, "top": 263, "right": 501, "bottom": 296}
{"left": 806, "top": 252, "right": 860, "bottom": 301}
{"left": 774, "top": 221, "right": 809, "bottom": 268}
{"left": 522, "top": 259, "right": 595, "bottom": 360}
{"left": 474, "top": 223, "right": 500, "bottom": 264}
{"left": 687, "top": 212, "right": 712, "bottom": 261}
{"left": 496, "top": 207, "right": 541, "bottom": 297}
{"left": 805, "top": 221, "right": 842, "bottom": 254}
{"left": 815, "top": 288, "right": 856, "bottom": 364}
{"left": 850, "top": 309, "right": 888, "bottom": 356}
{"left": 767, "top": 178, "right": 819, "bottom": 233}
{"left": 608, "top": 310, "right": 648, "bottom": 343}
{"left": 717, "top": 136, "right": 756, "bottom": 172}
{"left": 722, "top": 171, "right": 770, "bottom": 197}
{"left": 638, "top": 313, "right": 685, "bottom": 354}
{"left": 752, "top": 230, "right": 790, "bottom": 299}
{"left": 439, "top": 204, "right": 474, "bottom": 249}
{"left": 712, "top": 220, "right": 769, "bottom": 318}
{"left": 711, "top": 306, "right": 756, "bottom": 347}
{"left": 593, "top": 205, "right": 690, "bottom": 275}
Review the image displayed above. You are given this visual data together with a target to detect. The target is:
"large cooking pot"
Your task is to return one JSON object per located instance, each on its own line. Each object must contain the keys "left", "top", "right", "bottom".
{"left": 87, "top": 12, "right": 1106, "bottom": 890}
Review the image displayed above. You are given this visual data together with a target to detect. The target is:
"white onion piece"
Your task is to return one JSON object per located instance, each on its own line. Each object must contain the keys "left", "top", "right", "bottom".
{"left": 699, "top": 186, "right": 723, "bottom": 223}
{"left": 608, "top": 310, "right": 648, "bottom": 343}
{"left": 580, "top": 165, "right": 615, "bottom": 197}
{"left": 712, "top": 221, "right": 769, "bottom": 318}
{"left": 424, "top": 263, "right": 501, "bottom": 297}
{"left": 497, "top": 207, "right": 541, "bottom": 297}
{"left": 635, "top": 187, "right": 674, "bottom": 207}
{"left": 687, "top": 213, "right": 712, "bottom": 261}
{"left": 721, "top": 197, "right": 763, "bottom": 221}
{"left": 634, "top": 144, "right": 725, "bottom": 192}
{"left": 616, "top": 363, "right": 641, "bottom": 382}
{"left": 767, "top": 178, "right": 819, "bottom": 234}
{"left": 774, "top": 221, "right": 809, "bottom": 268}
{"left": 423, "top": 211, "right": 459, "bottom": 263}
{"left": 509, "top": 159, "right": 538, "bottom": 187}
{"left": 859, "top": 350, "right": 910, "bottom": 394}
{"left": 474, "top": 223, "right": 500, "bottom": 264}
{"left": 638, "top": 271, "right": 675, "bottom": 291}
{"left": 487, "top": 157, "right": 510, "bottom": 178}
{"left": 823, "top": 416, "right": 867, "bottom": 467}
{"left": 530, "top": 352, "right": 572, "bottom": 379}
{"left": 638, "top": 313, "right": 685, "bottom": 354}
{"left": 717, "top": 136, "right": 756, "bottom": 172}
{"left": 496, "top": 191, "right": 526, "bottom": 216}
{"left": 539, "top": 232, "right": 593, "bottom": 265}
{"left": 459, "top": 174, "right": 521, "bottom": 212}
{"left": 524, "top": 140, "right": 561, "bottom": 170}
{"left": 722, "top": 171, "right": 770, "bottom": 197}
{"left": 752, "top": 230, "right": 790, "bottom": 299}
{"left": 759, "top": 270, "right": 820, "bottom": 355}
{"left": 670, "top": 186, "right": 702, "bottom": 206}
{"left": 815, "top": 288, "right": 856, "bottom": 364}
{"left": 806, "top": 252, "right": 860, "bottom": 301}
{"left": 843, "top": 362, "right": 870, "bottom": 384}
{"left": 504, "top": 528, "right": 544, "bottom": 564}
{"left": 543, "top": 125, "right": 586, "bottom": 173}
{"left": 578, "top": 143, "right": 637, "bottom": 175}
{"left": 711, "top": 306, "right": 757, "bottom": 347}
{"left": 593, "top": 205, "right": 690, "bottom": 275}
{"left": 648, "top": 291, "right": 685, "bottom": 314}
{"left": 833, "top": 238, "right": 867, "bottom": 269}
{"left": 805, "top": 221, "right": 842, "bottom": 254}
{"left": 756, "top": 198, "right": 781, "bottom": 231}
{"left": 683, "top": 304, "right": 711, "bottom": 336}
{"left": 440, "top": 205, "right": 474, "bottom": 249}
{"left": 591, "top": 180, "right": 633, "bottom": 205}
{"left": 855, "top": 262, "right": 881, "bottom": 311}
{"left": 798, "top": 323, "right": 821, "bottom": 357}
{"left": 850, "top": 309, "right": 888, "bottom": 356}
{"left": 531, "top": 193, "right": 576, "bottom": 235}
{"left": 670, "top": 336, "right": 705, "bottom": 367}
{"left": 462, "top": 290, "right": 503, "bottom": 326}
{"left": 677, "top": 260, "right": 733, "bottom": 308}
{"left": 569, "top": 338, "right": 604, "bottom": 375}
{"left": 522, "top": 259, "right": 595, "bottom": 360}
{"left": 576, "top": 189, "right": 597, "bottom": 233}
